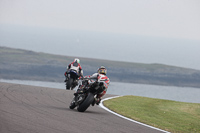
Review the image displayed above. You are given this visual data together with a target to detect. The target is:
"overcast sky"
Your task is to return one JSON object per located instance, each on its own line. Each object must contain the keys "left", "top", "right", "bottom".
{"left": 0, "top": 0, "right": 200, "bottom": 41}
{"left": 0, "top": 0, "right": 200, "bottom": 70}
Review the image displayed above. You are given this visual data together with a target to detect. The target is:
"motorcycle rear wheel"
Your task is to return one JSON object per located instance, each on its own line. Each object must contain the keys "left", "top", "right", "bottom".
{"left": 77, "top": 93, "right": 94, "bottom": 112}
{"left": 66, "top": 78, "right": 73, "bottom": 90}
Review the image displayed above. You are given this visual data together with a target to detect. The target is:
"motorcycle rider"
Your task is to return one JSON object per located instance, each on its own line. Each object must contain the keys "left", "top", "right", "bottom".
{"left": 75, "top": 66, "right": 110, "bottom": 105}
{"left": 64, "top": 58, "right": 83, "bottom": 82}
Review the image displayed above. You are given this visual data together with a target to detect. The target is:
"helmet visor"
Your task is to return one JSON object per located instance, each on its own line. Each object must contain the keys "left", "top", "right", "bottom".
{"left": 98, "top": 69, "right": 107, "bottom": 75}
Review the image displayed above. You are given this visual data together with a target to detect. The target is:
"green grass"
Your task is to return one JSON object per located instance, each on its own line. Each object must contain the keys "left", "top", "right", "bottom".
{"left": 103, "top": 95, "right": 200, "bottom": 133}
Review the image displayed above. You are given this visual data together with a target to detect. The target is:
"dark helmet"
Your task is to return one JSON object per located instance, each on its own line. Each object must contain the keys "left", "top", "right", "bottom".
{"left": 97, "top": 66, "right": 107, "bottom": 75}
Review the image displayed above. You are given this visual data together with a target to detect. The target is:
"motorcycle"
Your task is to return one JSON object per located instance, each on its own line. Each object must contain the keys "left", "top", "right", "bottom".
{"left": 69, "top": 78, "right": 105, "bottom": 112}
{"left": 65, "top": 69, "right": 79, "bottom": 90}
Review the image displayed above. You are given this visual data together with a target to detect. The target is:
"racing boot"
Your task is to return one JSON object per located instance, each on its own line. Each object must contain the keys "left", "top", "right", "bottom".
{"left": 92, "top": 97, "right": 101, "bottom": 106}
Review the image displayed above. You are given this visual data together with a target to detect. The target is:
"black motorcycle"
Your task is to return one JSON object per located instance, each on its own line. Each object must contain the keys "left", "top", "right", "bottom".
{"left": 65, "top": 69, "right": 79, "bottom": 90}
{"left": 69, "top": 78, "right": 105, "bottom": 112}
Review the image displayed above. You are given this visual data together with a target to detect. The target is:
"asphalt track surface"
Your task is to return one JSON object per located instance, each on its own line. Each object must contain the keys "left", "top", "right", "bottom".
{"left": 0, "top": 82, "right": 165, "bottom": 133}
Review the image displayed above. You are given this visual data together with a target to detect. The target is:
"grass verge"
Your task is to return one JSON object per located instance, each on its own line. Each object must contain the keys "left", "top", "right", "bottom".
{"left": 103, "top": 95, "right": 200, "bottom": 133}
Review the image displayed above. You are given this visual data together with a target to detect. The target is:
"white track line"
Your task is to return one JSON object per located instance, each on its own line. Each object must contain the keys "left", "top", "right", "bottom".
{"left": 99, "top": 96, "right": 170, "bottom": 133}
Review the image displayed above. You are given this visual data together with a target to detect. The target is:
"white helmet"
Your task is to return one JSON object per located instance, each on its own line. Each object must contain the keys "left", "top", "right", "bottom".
{"left": 74, "top": 58, "right": 80, "bottom": 63}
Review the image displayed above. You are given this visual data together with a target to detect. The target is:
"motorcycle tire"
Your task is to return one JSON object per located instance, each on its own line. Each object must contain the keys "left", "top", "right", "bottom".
{"left": 69, "top": 97, "right": 76, "bottom": 109}
{"left": 77, "top": 93, "right": 94, "bottom": 112}
{"left": 66, "top": 78, "right": 73, "bottom": 90}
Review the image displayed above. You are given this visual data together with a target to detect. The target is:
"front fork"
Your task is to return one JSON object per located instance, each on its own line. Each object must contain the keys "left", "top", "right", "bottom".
{"left": 72, "top": 94, "right": 86, "bottom": 106}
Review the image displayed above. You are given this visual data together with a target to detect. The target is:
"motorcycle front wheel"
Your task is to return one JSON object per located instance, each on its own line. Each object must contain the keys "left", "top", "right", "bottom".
{"left": 69, "top": 97, "right": 76, "bottom": 109}
{"left": 77, "top": 93, "right": 94, "bottom": 112}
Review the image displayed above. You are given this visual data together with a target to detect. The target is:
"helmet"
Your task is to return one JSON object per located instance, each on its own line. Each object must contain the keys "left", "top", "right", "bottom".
{"left": 97, "top": 66, "right": 107, "bottom": 75}
{"left": 74, "top": 58, "right": 80, "bottom": 63}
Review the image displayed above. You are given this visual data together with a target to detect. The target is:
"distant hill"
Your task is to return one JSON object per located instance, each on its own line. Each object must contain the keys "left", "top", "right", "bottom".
{"left": 1, "top": 46, "right": 200, "bottom": 88}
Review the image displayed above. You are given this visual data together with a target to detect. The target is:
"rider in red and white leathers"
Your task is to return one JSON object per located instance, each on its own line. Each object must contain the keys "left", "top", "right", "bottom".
{"left": 64, "top": 58, "right": 83, "bottom": 82}
{"left": 85, "top": 66, "right": 110, "bottom": 105}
